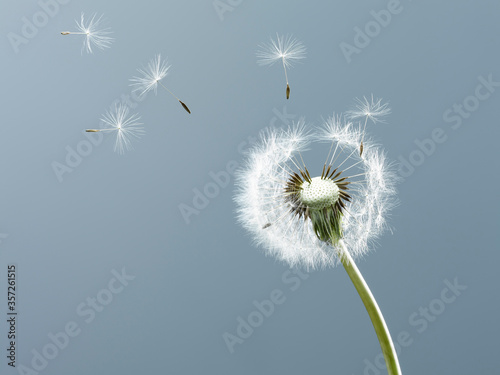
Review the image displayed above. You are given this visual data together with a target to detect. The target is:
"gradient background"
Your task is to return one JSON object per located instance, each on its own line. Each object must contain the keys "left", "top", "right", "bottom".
{"left": 1, "top": 1, "right": 499, "bottom": 374}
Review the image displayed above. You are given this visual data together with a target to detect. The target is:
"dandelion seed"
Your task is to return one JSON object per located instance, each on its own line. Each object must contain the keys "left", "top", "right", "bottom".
{"left": 235, "top": 106, "right": 401, "bottom": 375}
{"left": 257, "top": 34, "right": 306, "bottom": 99}
{"left": 129, "top": 54, "right": 191, "bottom": 114}
{"left": 86, "top": 103, "right": 144, "bottom": 154}
{"left": 61, "top": 13, "right": 113, "bottom": 54}
{"left": 346, "top": 95, "right": 391, "bottom": 156}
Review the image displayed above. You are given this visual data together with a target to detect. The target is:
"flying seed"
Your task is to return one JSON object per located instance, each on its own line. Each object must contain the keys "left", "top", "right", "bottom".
{"left": 256, "top": 34, "right": 306, "bottom": 100}
{"left": 60, "top": 13, "right": 113, "bottom": 54}
{"left": 129, "top": 54, "right": 192, "bottom": 115}
{"left": 86, "top": 103, "right": 144, "bottom": 154}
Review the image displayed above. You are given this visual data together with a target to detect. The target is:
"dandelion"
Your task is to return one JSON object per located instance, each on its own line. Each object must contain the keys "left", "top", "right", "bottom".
{"left": 257, "top": 34, "right": 306, "bottom": 99}
{"left": 129, "top": 54, "right": 191, "bottom": 114}
{"left": 61, "top": 13, "right": 113, "bottom": 54}
{"left": 235, "top": 109, "right": 401, "bottom": 375}
{"left": 86, "top": 103, "right": 144, "bottom": 154}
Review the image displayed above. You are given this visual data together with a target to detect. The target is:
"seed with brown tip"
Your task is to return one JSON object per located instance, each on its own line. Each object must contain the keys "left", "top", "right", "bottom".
{"left": 360, "top": 141, "right": 364, "bottom": 157}
{"left": 179, "top": 100, "right": 191, "bottom": 114}
{"left": 286, "top": 84, "right": 290, "bottom": 100}
{"left": 86, "top": 129, "right": 100, "bottom": 132}
{"left": 61, "top": 32, "right": 71, "bottom": 35}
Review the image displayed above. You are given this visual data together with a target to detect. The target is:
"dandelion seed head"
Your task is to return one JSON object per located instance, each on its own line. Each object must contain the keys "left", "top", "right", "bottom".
{"left": 346, "top": 95, "right": 391, "bottom": 124}
{"left": 256, "top": 34, "right": 307, "bottom": 68}
{"left": 75, "top": 13, "right": 113, "bottom": 54}
{"left": 235, "top": 113, "right": 397, "bottom": 270}
{"left": 100, "top": 103, "right": 144, "bottom": 154}
{"left": 129, "top": 54, "right": 170, "bottom": 97}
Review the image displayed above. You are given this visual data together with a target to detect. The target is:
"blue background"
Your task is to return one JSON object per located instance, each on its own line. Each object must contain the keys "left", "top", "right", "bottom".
{"left": 1, "top": 1, "right": 499, "bottom": 374}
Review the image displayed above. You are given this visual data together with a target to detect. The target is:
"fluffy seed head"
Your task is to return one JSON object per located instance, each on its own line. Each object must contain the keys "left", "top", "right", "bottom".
{"left": 129, "top": 54, "right": 170, "bottom": 97}
{"left": 74, "top": 13, "right": 113, "bottom": 54}
{"left": 346, "top": 95, "right": 391, "bottom": 124}
{"left": 99, "top": 103, "right": 144, "bottom": 154}
{"left": 235, "top": 113, "right": 398, "bottom": 269}
{"left": 256, "top": 34, "right": 307, "bottom": 68}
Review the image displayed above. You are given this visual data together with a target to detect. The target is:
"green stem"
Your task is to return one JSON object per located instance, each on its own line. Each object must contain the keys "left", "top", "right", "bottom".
{"left": 339, "top": 240, "right": 402, "bottom": 375}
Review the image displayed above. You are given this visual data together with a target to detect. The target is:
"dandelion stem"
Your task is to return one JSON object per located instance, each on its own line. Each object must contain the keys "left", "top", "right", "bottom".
{"left": 338, "top": 240, "right": 402, "bottom": 375}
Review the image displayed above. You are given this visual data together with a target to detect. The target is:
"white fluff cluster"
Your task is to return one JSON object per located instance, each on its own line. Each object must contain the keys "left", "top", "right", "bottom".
{"left": 235, "top": 116, "right": 398, "bottom": 269}
{"left": 100, "top": 103, "right": 144, "bottom": 154}
{"left": 75, "top": 13, "right": 113, "bottom": 54}
{"left": 256, "top": 34, "right": 307, "bottom": 68}
{"left": 346, "top": 95, "right": 392, "bottom": 124}
{"left": 129, "top": 54, "right": 171, "bottom": 97}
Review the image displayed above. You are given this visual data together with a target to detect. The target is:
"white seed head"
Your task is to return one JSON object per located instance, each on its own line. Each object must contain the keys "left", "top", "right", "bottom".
{"left": 235, "top": 113, "right": 398, "bottom": 269}
{"left": 299, "top": 177, "right": 339, "bottom": 210}
{"left": 346, "top": 95, "right": 391, "bottom": 124}
{"left": 74, "top": 13, "right": 113, "bottom": 54}
{"left": 256, "top": 34, "right": 307, "bottom": 68}
{"left": 99, "top": 103, "right": 144, "bottom": 154}
{"left": 129, "top": 54, "right": 170, "bottom": 97}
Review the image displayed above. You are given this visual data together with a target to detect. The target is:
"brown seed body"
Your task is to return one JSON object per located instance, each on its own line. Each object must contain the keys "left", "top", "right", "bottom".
{"left": 179, "top": 100, "right": 191, "bottom": 114}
